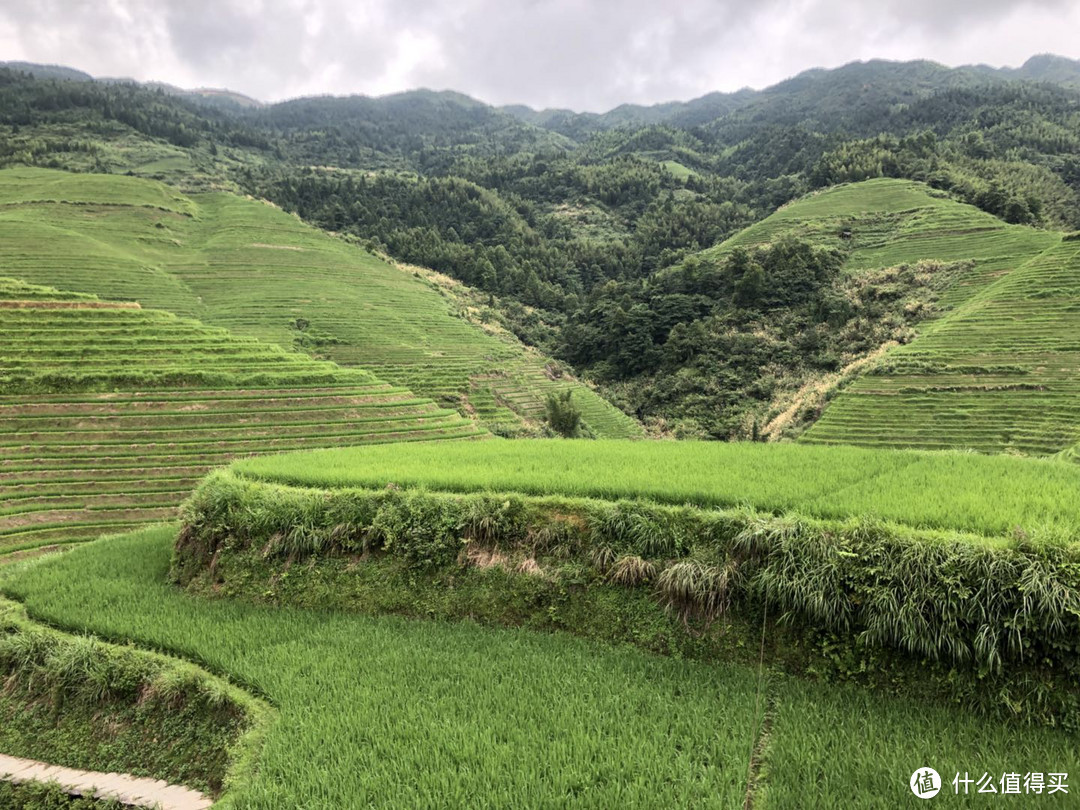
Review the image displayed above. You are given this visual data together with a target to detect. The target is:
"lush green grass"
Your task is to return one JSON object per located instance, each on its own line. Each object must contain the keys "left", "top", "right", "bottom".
{"left": 0, "top": 167, "right": 640, "bottom": 438}
{"left": 659, "top": 159, "right": 696, "bottom": 181}
{"left": 0, "top": 168, "right": 197, "bottom": 215}
{"left": 179, "top": 462, "right": 1080, "bottom": 724}
{"left": 691, "top": 178, "right": 1080, "bottom": 456}
{"left": 709, "top": 180, "right": 1058, "bottom": 311}
{"left": 765, "top": 678, "right": 1079, "bottom": 807}
{"left": 231, "top": 439, "right": 1080, "bottom": 538}
{"left": 0, "top": 278, "right": 372, "bottom": 390}
{"left": 3, "top": 527, "right": 757, "bottom": 808}
{"left": 3, "top": 526, "right": 1076, "bottom": 808}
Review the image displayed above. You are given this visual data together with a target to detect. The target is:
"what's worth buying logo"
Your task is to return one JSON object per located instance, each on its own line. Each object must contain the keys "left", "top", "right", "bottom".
{"left": 911, "top": 768, "right": 942, "bottom": 799}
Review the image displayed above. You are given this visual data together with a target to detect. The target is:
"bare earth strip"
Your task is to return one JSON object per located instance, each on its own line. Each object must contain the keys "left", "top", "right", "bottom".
{"left": 0, "top": 301, "right": 142, "bottom": 309}
{"left": 0, "top": 753, "right": 212, "bottom": 809}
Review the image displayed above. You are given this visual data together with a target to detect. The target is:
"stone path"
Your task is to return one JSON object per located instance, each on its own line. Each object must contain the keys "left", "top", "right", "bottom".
{"left": 0, "top": 753, "right": 213, "bottom": 809}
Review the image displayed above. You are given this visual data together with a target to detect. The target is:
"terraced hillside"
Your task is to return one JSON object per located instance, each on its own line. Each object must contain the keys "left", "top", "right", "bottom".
{"left": 704, "top": 178, "right": 1059, "bottom": 309}
{"left": 0, "top": 279, "right": 483, "bottom": 554}
{"left": 699, "top": 178, "right": 1078, "bottom": 455}
{"left": 0, "top": 167, "right": 641, "bottom": 437}
{"left": 805, "top": 235, "right": 1080, "bottom": 454}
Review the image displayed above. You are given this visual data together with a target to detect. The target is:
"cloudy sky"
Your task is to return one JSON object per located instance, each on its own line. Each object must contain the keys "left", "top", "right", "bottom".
{"left": 1, "top": 0, "right": 1077, "bottom": 111}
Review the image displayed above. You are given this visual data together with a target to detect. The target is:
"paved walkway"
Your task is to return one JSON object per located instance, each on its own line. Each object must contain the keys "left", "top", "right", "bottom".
{"left": 0, "top": 753, "right": 213, "bottom": 809}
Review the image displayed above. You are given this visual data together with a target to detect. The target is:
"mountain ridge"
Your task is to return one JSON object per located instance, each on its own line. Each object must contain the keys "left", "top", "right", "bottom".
{"left": 4, "top": 52, "right": 1079, "bottom": 123}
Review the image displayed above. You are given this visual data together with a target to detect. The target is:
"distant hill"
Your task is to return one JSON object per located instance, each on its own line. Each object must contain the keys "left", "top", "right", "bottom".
{"left": 998, "top": 53, "right": 1080, "bottom": 88}
{"left": 558, "top": 177, "right": 1080, "bottom": 449}
{"left": 248, "top": 88, "right": 571, "bottom": 163}
{"left": 141, "top": 82, "right": 264, "bottom": 109}
{"left": 2, "top": 56, "right": 1079, "bottom": 451}
{"left": 0, "top": 61, "right": 94, "bottom": 82}
{"left": 501, "top": 55, "right": 1080, "bottom": 137}
{"left": 0, "top": 60, "right": 263, "bottom": 110}
{"left": 8, "top": 53, "right": 1080, "bottom": 145}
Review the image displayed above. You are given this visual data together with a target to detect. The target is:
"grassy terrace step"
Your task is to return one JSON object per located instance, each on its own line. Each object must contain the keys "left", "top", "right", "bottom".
{"left": 0, "top": 389, "right": 416, "bottom": 411}
{"left": 0, "top": 408, "right": 456, "bottom": 434}
{"left": 0, "top": 167, "right": 641, "bottom": 437}
{"left": 175, "top": 442, "right": 1080, "bottom": 737}
{"left": 0, "top": 406, "right": 486, "bottom": 549}
{"left": 0, "top": 406, "right": 481, "bottom": 533}
{"left": 0, "top": 278, "right": 487, "bottom": 552}
{"left": 232, "top": 440, "right": 1080, "bottom": 539}
{"left": 701, "top": 179, "right": 1058, "bottom": 306}
{"left": 0, "top": 299, "right": 358, "bottom": 386}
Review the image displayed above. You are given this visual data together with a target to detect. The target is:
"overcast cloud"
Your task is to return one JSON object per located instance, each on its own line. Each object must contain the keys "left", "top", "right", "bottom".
{"left": 0, "top": 0, "right": 1077, "bottom": 111}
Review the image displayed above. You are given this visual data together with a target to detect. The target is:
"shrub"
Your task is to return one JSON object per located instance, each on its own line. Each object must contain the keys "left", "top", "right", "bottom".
{"left": 544, "top": 389, "right": 581, "bottom": 437}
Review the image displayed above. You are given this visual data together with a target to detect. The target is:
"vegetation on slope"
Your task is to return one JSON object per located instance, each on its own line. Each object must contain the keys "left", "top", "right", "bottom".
{"left": 0, "top": 167, "right": 640, "bottom": 438}
{"left": 804, "top": 234, "right": 1080, "bottom": 455}
{"left": 559, "top": 179, "right": 1069, "bottom": 439}
{"left": 3, "top": 60, "right": 1080, "bottom": 443}
{"left": 181, "top": 453, "right": 1080, "bottom": 725}
{"left": 0, "top": 782, "right": 125, "bottom": 809}
{"left": 5, "top": 527, "right": 1078, "bottom": 807}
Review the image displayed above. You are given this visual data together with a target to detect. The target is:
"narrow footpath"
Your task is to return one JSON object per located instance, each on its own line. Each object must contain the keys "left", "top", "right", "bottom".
{"left": 0, "top": 753, "right": 213, "bottom": 809}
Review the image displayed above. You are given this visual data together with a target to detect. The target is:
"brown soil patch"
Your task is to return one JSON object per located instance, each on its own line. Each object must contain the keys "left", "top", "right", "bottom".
{"left": 0, "top": 300, "right": 141, "bottom": 309}
{"left": 250, "top": 243, "right": 305, "bottom": 251}
{"left": 0, "top": 544, "right": 72, "bottom": 566}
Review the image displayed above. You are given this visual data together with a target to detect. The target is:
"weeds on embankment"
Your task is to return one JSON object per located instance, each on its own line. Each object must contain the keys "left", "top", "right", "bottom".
{"left": 176, "top": 468, "right": 1080, "bottom": 728}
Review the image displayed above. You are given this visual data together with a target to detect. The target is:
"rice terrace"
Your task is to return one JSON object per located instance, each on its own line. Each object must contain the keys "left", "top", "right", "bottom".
{"left": 1, "top": 8, "right": 1080, "bottom": 809}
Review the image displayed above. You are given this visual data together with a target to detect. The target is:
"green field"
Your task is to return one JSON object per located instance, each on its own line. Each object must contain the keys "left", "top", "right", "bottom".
{"left": 0, "top": 167, "right": 640, "bottom": 438}
{"left": 232, "top": 439, "right": 1080, "bottom": 539}
{"left": 693, "top": 178, "right": 1080, "bottom": 455}
{"left": 3, "top": 526, "right": 1076, "bottom": 808}
{"left": 3, "top": 60, "right": 1080, "bottom": 810}
{"left": 707, "top": 179, "right": 1059, "bottom": 310}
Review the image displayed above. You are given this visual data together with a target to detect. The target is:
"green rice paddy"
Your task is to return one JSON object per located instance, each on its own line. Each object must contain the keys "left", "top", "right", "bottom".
{"left": 2, "top": 526, "right": 1075, "bottom": 808}
{"left": 0, "top": 279, "right": 483, "bottom": 552}
{"left": 232, "top": 439, "right": 1080, "bottom": 539}
{"left": 2, "top": 169, "right": 1078, "bottom": 807}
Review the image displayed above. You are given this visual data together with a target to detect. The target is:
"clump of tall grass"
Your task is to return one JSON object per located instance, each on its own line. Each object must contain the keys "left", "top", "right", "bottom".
{"left": 458, "top": 494, "right": 532, "bottom": 548}
{"left": 608, "top": 555, "right": 656, "bottom": 586}
{"left": 656, "top": 557, "right": 745, "bottom": 626}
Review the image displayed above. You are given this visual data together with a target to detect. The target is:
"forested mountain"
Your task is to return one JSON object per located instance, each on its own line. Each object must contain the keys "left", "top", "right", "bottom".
{"left": 2, "top": 54, "right": 1078, "bottom": 440}
{"left": 501, "top": 55, "right": 1080, "bottom": 135}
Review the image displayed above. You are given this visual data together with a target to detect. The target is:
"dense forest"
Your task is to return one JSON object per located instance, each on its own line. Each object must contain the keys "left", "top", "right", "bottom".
{"left": 2, "top": 56, "right": 1079, "bottom": 435}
